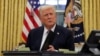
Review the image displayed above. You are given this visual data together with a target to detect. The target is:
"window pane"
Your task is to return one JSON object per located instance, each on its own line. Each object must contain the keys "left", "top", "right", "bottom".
{"left": 59, "top": 0, "right": 67, "bottom": 5}
{"left": 46, "top": 0, "right": 57, "bottom": 5}
{"left": 39, "top": 0, "right": 45, "bottom": 4}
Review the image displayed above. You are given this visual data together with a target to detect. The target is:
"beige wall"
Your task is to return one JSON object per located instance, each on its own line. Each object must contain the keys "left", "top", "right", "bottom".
{"left": 0, "top": 0, "right": 100, "bottom": 56}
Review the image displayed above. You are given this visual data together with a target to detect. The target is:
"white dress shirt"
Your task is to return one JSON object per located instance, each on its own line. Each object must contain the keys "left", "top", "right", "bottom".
{"left": 39, "top": 25, "right": 56, "bottom": 51}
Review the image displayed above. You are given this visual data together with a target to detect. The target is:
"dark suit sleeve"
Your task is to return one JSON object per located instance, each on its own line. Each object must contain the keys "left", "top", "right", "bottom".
{"left": 26, "top": 30, "right": 32, "bottom": 47}
{"left": 65, "top": 29, "right": 75, "bottom": 51}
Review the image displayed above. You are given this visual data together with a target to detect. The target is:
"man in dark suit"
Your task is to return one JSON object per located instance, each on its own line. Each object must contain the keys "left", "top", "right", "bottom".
{"left": 26, "top": 5, "right": 74, "bottom": 51}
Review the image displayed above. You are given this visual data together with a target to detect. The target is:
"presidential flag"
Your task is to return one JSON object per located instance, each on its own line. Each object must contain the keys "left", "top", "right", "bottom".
{"left": 64, "top": 0, "right": 85, "bottom": 43}
{"left": 22, "top": 0, "right": 41, "bottom": 42}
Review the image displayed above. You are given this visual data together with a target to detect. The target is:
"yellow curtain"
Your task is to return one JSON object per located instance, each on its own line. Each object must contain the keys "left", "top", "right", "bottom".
{"left": 81, "top": 0, "right": 100, "bottom": 40}
{"left": 0, "top": 0, "right": 27, "bottom": 56}
{"left": 0, "top": 0, "right": 100, "bottom": 56}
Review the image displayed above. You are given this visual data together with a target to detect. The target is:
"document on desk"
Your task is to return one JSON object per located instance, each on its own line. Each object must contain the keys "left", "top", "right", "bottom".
{"left": 59, "top": 49, "right": 77, "bottom": 54}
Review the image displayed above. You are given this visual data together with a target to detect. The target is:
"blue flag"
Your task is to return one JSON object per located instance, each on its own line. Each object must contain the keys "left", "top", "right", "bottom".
{"left": 64, "top": 0, "right": 85, "bottom": 43}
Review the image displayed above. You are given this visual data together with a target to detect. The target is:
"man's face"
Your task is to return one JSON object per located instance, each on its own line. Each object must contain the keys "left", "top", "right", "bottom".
{"left": 40, "top": 8, "right": 56, "bottom": 28}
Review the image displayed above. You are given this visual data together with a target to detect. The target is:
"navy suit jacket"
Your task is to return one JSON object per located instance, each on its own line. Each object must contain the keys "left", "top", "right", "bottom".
{"left": 26, "top": 25, "right": 75, "bottom": 51}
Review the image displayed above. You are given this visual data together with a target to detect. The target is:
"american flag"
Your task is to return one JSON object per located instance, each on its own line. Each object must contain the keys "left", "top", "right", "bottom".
{"left": 22, "top": 0, "right": 41, "bottom": 42}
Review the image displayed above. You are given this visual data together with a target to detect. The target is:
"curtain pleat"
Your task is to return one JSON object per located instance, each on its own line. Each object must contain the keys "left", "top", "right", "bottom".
{"left": 81, "top": 0, "right": 100, "bottom": 40}
{"left": 0, "top": 0, "right": 27, "bottom": 56}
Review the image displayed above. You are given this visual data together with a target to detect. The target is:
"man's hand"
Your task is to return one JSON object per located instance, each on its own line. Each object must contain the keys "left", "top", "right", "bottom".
{"left": 47, "top": 45, "right": 56, "bottom": 51}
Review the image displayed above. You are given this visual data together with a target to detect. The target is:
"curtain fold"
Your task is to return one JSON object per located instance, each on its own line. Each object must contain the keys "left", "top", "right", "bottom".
{"left": 81, "top": 0, "right": 100, "bottom": 40}
{"left": 0, "top": 0, "right": 27, "bottom": 56}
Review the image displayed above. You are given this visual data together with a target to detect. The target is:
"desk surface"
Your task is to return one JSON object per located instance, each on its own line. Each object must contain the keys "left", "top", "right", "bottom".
{"left": 2, "top": 51, "right": 100, "bottom": 56}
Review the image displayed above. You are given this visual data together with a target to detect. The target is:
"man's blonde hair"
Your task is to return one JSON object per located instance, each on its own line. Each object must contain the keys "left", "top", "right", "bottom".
{"left": 38, "top": 5, "right": 56, "bottom": 15}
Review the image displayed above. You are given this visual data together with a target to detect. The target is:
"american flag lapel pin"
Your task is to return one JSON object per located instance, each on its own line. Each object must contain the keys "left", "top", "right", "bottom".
{"left": 57, "top": 32, "right": 59, "bottom": 35}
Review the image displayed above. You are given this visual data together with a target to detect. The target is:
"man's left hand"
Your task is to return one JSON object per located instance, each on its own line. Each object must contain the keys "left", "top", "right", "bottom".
{"left": 47, "top": 45, "right": 56, "bottom": 51}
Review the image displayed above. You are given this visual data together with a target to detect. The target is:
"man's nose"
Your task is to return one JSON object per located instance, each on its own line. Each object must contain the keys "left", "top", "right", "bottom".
{"left": 47, "top": 14, "right": 51, "bottom": 19}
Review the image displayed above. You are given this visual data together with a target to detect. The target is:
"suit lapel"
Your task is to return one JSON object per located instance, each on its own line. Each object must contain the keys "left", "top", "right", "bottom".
{"left": 54, "top": 25, "right": 61, "bottom": 37}
{"left": 52, "top": 25, "right": 62, "bottom": 49}
{"left": 36, "top": 26, "right": 44, "bottom": 50}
